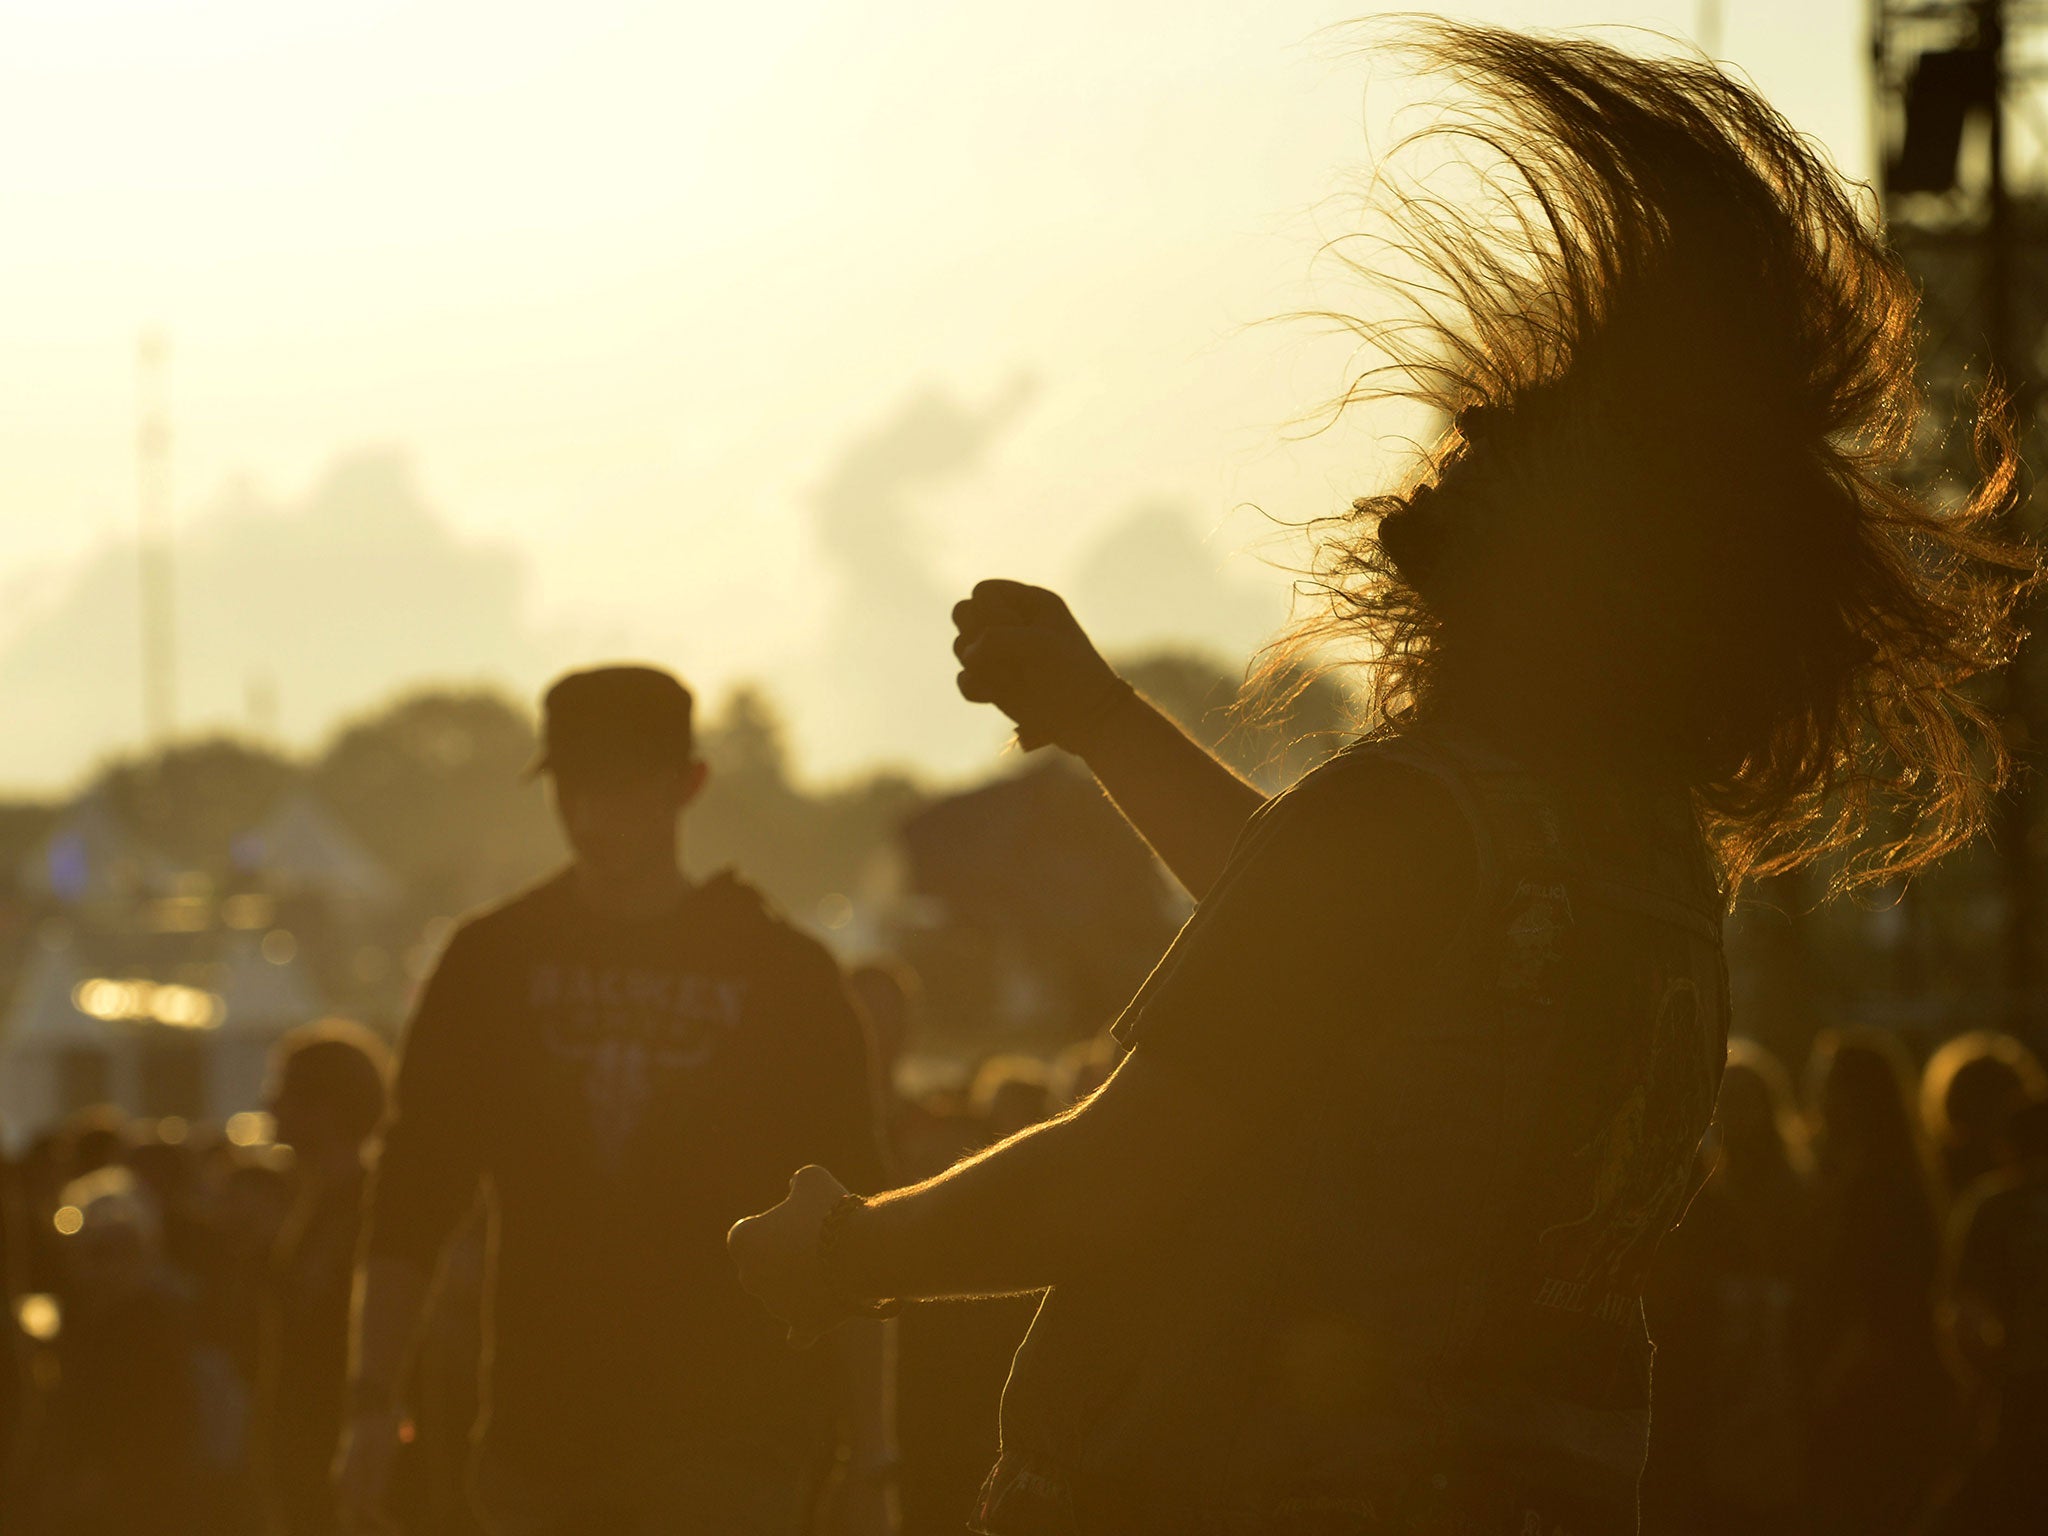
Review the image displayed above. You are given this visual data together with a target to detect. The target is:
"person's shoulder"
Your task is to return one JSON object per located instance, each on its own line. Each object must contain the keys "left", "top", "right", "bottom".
{"left": 1957, "top": 1166, "right": 2038, "bottom": 1235}
{"left": 1288, "top": 735, "right": 1466, "bottom": 794}
{"left": 443, "top": 869, "right": 578, "bottom": 949}
{"left": 1208, "top": 738, "right": 1481, "bottom": 926}
{"left": 696, "top": 870, "right": 841, "bottom": 978}
{"left": 1255, "top": 736, "right": 1475, "bottom": 848}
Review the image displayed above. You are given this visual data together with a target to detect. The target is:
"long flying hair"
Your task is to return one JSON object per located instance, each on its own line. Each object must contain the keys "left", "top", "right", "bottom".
{"left": 1274, "top": 21, "right": 2035, "bottom": 894}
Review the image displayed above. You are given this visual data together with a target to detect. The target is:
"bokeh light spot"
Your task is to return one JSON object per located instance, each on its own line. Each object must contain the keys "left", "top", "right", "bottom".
{"left": 15, "top": 1294, "right": 59, "bottom": 1342}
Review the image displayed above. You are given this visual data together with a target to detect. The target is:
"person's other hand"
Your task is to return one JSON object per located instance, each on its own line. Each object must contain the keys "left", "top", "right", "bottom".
{"left": 729, "top": 1164, "right": 857, "bottom": 1348}
{"left": 332, "top": 1404, "right": 404, "bottom": 1534}
{"left": 951, "top": 580, "right": 1128, "bottom": 753}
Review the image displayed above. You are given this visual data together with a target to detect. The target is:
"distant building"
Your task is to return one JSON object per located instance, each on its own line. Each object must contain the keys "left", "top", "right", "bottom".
{"left": 17, "top": 793, "right": 178, "bottom": 908}
{"left": 231, "top": 791, "right": 400, "bottom": 908}
{"left": 896, "top": 758, "right": 1182, "bottom": 1044}
{"left": 0, "top": 920, "right": 326, "bottom": 1150}
{"left": 0, "top": 790, "right": 394, "bottom": 1146}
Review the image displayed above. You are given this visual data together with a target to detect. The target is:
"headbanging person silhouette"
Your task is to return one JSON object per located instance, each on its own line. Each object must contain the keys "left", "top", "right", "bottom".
{"left": 732, "top": 20, "right": 2035, "bottom": 1536}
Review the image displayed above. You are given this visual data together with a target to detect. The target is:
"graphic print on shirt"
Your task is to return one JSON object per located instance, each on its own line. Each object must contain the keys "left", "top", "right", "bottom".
{"left": 527, "top": 962, "right": 750, "bottom": 1169}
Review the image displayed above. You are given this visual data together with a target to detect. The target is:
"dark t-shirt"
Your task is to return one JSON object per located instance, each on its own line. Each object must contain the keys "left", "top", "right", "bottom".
{"left": 984, "top": 738, "right": 1727, "bottom": 1536}
{"left": 363, "top": 869, "right": 885, "bottom": 1474}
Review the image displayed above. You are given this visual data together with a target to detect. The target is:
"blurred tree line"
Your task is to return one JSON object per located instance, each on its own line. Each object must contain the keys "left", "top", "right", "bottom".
{"left": 0, "top": 644, "right": 2028, "bottom": 1072}
{"left": 0, "top": 638, "right": 2031, "bottom": 1081}
{"left": 0, "top": 649, "right": 1352, "bottom": 1048}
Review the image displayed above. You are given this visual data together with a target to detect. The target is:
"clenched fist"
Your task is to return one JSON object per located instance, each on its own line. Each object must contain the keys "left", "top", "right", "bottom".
{"left": 951, "top": 580, "right": 1130, "bottom": 753}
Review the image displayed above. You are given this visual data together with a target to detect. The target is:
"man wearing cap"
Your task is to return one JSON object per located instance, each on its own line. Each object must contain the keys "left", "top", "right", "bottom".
{"left": 336, "top": 666, "right": 897, "bottom": 1536}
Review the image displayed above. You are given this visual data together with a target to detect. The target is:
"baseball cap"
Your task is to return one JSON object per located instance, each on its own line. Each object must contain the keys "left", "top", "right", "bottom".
{"left": 529, "top": 665, "right": 695, "bottom": 778}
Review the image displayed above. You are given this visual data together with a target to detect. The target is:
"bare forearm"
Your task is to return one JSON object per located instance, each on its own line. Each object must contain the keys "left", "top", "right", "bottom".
{"left": 832, "top": 1113, "right": 1101, "bottom": 1302}
{"left": 1075, "top": 690, "right": 1264, "bottom": 899}
{"left": 348, "top": 1255, "right": 432, "bottom": 1399}
{"left": 827, "top": 1050, "right": 1239, "bottom": 1305}
{"left": 729, "top": 1062, "right": 1239, "bottom": 1354}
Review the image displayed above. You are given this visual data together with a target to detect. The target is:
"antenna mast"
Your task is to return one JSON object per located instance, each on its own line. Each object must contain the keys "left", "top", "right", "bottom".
{"left": 136, "top": 330, "right": 176, "bottom": 747}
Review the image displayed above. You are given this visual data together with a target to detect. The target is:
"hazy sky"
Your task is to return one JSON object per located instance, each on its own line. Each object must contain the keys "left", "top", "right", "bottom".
{"left": 0, "top": 0, "right": 1871, "bottom": 791}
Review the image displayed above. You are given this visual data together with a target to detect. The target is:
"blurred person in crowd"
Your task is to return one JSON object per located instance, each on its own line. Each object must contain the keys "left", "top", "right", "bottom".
{"left": 849, "top": 960, "right": 920, "bottom": 1083}
{"left": 38, "top": 1166, "right": 209, "bottom": 1536}
{"left": 59, "top": 1106, "right": 133, "bottom": 1189}
{"left": 1051, "top": 1035, "right": 1120, "bottom": 1110}
{"left": 730, "top": 21, "right": 2035, "bottom": 1536}
{"left": 339, "top": 665, "right": 893, "bottom": 1536}
{"left": 1640, "top": 1040, "right": 1811, "bottom": 1533}
{"left": 215, "top": 1153, "right": 297, "bottom": 1383}
{"left": 127, "top": 1125, "right": 222, "bottom": 1304}
{"left": 890, "top": 1087, "right": 982, "bottom": 1189}
{"left": 259, "top": 1020, "right": 391, "bottom": 1536}
{"left": 1, "top": 1151, "right": 27, "bottom": 1496}
{"left": 849, "top": 959, "right": 926, "bottom": 1164}
{"left": 1799, "top": 1028, "right": 1957, "bottom": 1536}
{"left": 878, "top": 1090, "right": 972, "bottom": 1219}
{"left": 174, "top": 1126, "right": 263, "bottom": 1365}
{"left": 16, "top": 1130, "right": 71, "bottom": 1295}
{"left": 385, "top": 1204, "right": 489, "bottom": 1536}
{"left": 1701, "top": 1044, "right": 1812, "bottom": 1300}
{"left": 1934, "top": 1097, "right": 2048, "bottom": 1533}
{"left": 127, "top": 1126, "right": 251, "bottom": 1522}
{"left": 967, "top": 1055, "right": 1054, "bottom": 1142}
{"left": 1920, "top": 1031, "right": 2048, "bottom": 1197}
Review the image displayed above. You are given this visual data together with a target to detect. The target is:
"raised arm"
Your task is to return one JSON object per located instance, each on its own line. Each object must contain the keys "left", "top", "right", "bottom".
{"left": 951, "top": 580, "right": 1264, "bottom": 899}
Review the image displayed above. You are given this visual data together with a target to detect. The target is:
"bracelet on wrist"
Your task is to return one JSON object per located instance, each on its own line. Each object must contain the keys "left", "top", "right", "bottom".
{"left": 818, "top": 1193, "right": 875, "bottom": 1303}
{"left": 818, "top": 1192, "right": 903, "bottom": 1318}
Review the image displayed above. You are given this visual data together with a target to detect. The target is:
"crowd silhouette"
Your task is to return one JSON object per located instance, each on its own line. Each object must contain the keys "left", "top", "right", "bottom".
{"left": 4, "top": 1008, "right": 2046, "bottom": 1533}
{"left": 4, "top": 15, "right": 2048, "bottom": 1536}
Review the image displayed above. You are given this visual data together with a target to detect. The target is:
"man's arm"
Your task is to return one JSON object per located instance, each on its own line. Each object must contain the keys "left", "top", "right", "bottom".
{"left": 333, "top": 1256, "right": 432, "bottom": 1532}
{"left": 345, "top": 1255, "right": 433, "bottom": 1410}
{"left": 336, "top": 931, "right": 491, "bottom": 1530}
{"left": 952, "top": 580, "right": 1264, "bottom": 898}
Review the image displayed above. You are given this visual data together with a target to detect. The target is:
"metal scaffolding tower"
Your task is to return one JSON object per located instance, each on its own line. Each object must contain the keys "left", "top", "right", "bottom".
{"left": 1872, "top": 1, "right": 2048, "bottom": 1024}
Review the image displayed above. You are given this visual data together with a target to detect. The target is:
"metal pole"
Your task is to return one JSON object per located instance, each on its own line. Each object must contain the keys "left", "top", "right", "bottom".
{"left": 1975, "top": 0, "right": 2040, "bottom": 1029}
{"left": 137, "top": 331, "right": 176, "bottom": 747}
{"left": 1698, "top": 0, "right": 1725, "bottom": 55}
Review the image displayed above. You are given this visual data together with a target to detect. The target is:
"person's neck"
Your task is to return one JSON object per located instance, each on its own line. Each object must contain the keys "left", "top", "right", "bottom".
{"left": 572, "top": 857, "right": 691, "bottom": 922}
